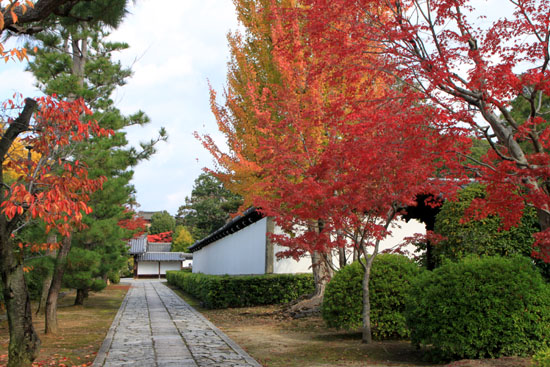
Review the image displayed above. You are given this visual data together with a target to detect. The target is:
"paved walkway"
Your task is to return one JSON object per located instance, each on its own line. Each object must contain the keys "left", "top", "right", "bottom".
{"left": 92, "top": 280, "right": 262, "bottom": 367}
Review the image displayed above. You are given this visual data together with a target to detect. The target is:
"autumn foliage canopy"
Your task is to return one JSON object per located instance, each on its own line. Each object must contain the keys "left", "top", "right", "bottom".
{"left": 300, "top": 0, "right": 550, "bottom": 260}
{"left": 1, "top": 96, "right": 112, "bottom": 251}
{"left": 147, "top": 231, "right": 173, "bottom": 243}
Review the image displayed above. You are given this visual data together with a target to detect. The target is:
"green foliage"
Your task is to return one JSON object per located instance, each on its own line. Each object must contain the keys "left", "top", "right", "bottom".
{"left": 406, "top": 256, "right": 550, "bottom": 360}
{"left": 321, "top": 254, "right": 421, "bottom": 340}
{"left": 166, "top": 271, "right": 314, "bottom": 309}
{"left": 23, "top": 257, "right": 55, "bottom": 301}
{"left": 177, "top": 173, "right": 243, "bottom": 241}
{"left": 149, "top": 211, "right": 176, "bottom": 235}
{"left": 27, "top": 8, "right": 166, "bottom": 296}
{"left": 63, "top": 248, "right": 106, "bottom": 294}
{"left": 533, "top": 346, "right": 550, "bottom": 367}
{"left": 171, "top": 225, "right": 194, "bottom": 252}
{"left": 433, "top": 184, "right": 539, "bottom": 267}
{"left": 120, "top": 257, "right": 134, "bottom": 278}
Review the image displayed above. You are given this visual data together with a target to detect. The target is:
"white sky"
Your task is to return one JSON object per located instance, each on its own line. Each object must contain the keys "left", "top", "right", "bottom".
{"left": 108, "top": 0, "right": 239, "bottom": 215}
{"left": 0, "top": 0, "right": 239, "bottom": 215}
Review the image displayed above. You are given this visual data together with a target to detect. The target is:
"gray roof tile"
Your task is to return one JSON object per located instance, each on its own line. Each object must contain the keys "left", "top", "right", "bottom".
{"left": 136, "top": 252, "right": 192, "bottom": 261}
{"left": 128, "top": 236, "right": 147, "bottom": 254}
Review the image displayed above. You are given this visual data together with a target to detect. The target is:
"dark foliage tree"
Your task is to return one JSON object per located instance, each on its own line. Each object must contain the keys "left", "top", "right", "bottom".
{"left": 176, "top": 173, "right": 242, "bottom": 240}
{"left": 149, "top": 211, "right": 175, "bottom": 235}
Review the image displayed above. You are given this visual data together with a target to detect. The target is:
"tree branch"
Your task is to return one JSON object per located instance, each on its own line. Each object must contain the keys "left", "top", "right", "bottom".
{"left": 1, "top": 0, "right": 82, "bottom": 36}
{"left": 0, "top": 98, "right": 37, "bottom": 163}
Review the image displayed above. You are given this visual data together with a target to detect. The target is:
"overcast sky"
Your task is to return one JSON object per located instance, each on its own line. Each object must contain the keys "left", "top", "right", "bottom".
{"left": 107, "top": 0, "right": 240, "bottom": 215}
{"left": 0, "top": 0, "right": 240, "bottom": 215}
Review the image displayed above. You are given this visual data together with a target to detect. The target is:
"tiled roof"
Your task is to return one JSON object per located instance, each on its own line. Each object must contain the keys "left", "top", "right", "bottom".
{"left": 136, "top": 252, "right": 192, "bottom": 261}
{"left": 137, "top": 211, "right": 161, "bottom": 222}
{"left": 188, "top": 207, "right": 263, "bottom": 253}
{"left": 128, "top": 235, "right": 147, "bottom": 254}
{"left": 148, "top": 243, "right": 171, "bottom": 252}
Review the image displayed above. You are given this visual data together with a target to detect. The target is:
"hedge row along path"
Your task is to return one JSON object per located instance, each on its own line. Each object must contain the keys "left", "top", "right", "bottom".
{"left": 92, "top": 279, "right": 261, "bottom": 367}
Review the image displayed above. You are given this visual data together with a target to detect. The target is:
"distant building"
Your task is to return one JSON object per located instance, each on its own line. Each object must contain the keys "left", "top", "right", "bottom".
{"left": 128, "top": 235, "right": 192, "bottom": 278}
{"left": 137, "top": 210, "right": 162, "bottom": 228}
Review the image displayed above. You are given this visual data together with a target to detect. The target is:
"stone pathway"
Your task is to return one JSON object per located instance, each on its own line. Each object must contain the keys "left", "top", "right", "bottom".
{"left": 92, "top": 280, "right": 262, "bottom": 367}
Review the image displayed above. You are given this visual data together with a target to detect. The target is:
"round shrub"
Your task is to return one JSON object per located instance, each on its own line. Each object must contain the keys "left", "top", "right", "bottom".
{"left": 406, "top": 255, "right": 550, "bottom": 360}
{"left": 322, "top": 254, "right": 421, "bottom": 340}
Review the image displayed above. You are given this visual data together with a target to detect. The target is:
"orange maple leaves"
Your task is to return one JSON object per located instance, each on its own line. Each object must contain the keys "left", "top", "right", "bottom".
{"left": 1, "top": 96, "right": 113, "bottom": 245}
{"left": 0, "top": 1, "right": 36, "bottom": 62}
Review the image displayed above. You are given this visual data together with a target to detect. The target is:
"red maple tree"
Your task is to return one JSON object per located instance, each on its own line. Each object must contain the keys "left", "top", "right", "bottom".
{"left": 0, "top": 96, "right": 111, "bottom": 366}
{"left": 202, "top": 0, "right": 468, "bottom": 343}
{"left": 303, "top": 0, "right": 550, "bottom": 261}
{"left": 118, "top": 210, "right": 148, "bottom": 239}
{"left": 147, "top": 231, "right": 173, "bottom": 243}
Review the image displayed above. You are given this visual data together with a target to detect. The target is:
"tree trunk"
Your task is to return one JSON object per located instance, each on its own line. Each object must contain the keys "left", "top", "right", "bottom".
{"left": 0, "top": 237, "right": 40, "bottom": 367}
{"left": 45, "top": 236, "right": 72, "bottom": 334}
{"left": 35, "top": 274, "right": 52, "bottom": 315}
{"left": 74, "top": 288, "right": 87, "bottom": 306}
{"left": 336, "top": 230, "right": 347, "bottom": 269}
{"left": 361, "top": 257, "right": 374, "bottom": 344}
{"left": 537, "top": 208, "right": 550, "bottom": 232}
{"left": 338, "top": 247, "right": 346, "bottom": 269}
{"left": 311, "top": 250, "right": 332, "bottom": 297}
{"left": 352, "top": 248, "right": 358, "bottom": 262}
{"left": 36, "top": 237, "right": 56, "bottom": 315}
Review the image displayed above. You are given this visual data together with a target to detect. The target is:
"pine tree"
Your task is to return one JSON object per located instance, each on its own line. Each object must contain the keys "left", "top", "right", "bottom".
{"left": 177, "top": 173, "right": 242, "bottom": 240}
{"left": 26, "top": 1, "right": 166, "bottom": 326}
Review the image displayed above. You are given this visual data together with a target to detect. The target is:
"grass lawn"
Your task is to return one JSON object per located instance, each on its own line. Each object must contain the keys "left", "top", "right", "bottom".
{"left": 169, "top": 285, "right": 532, "bottom": 367}
{"left": 0, "top": 284, "right": 129, "bottom": 367}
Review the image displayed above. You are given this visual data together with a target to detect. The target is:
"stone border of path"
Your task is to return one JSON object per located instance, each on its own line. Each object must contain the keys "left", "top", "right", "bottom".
{"left": 92, "top": 286, "right": 130, "bottom": 367}
{"left": 92, "top": 280, "right": 262, "bottom": 367}
{"left": 162, "top": 284, "right": 262, "bottom": 367}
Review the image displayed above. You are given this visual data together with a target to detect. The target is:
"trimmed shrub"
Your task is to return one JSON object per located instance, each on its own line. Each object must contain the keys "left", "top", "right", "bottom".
{"left": 433, "top": 184, "right": 539, "bottom": 266}
{"left": 406, "top": 255, "right": 550, "bottom": 360}
{"left": 166, "top": 271, "right": 314, "bottom": 309}
{"left": 321, "top": 254, "right": 421, "bottom": 340}
{"left": 533, "top": 346, "right": 550, "bottom": 367}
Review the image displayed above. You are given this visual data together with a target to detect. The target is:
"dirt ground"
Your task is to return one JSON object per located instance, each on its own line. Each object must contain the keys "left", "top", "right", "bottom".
{"left": 1, "top": 285, "right": 533, "bottom": 367}
{"left": 0, "top": 284, "right": 129, "bottom": 367}
{"left": 172, "top": 288, "right": 532, "bottom": 367}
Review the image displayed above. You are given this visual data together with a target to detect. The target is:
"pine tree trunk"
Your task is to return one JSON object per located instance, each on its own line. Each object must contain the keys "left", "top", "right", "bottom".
{"left": 0, "top": 234, "right": 40, "bottom": 367}
{"left": 74, "top": 288, "right": 86, "bottom": 306}
{"left": 45, "top": 236, "right": 72, "bottom": 334}
{"left": 35, "top": 274, "right": 52, "bottom": 315}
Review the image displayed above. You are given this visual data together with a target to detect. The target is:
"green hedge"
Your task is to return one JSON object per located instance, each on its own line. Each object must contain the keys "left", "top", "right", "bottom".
{"left": 166, "top": 271, "right": 314, "bottom": 309}
{"left": 321, "top": 254, "right": 421, "bottom": 340}
{"left": 406, "top": 255, "right": 550, "bottom": 360}
{"left": 534, "top": 346, "right": 550, "bottom": 367}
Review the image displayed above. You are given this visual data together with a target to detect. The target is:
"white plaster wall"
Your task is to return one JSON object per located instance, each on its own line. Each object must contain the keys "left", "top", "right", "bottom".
{"left": 182, "top": 259, "right": 192, "bottom": 268}
{"left": 137, "top": 261, "right": 158, "bottom": 275}
{"left": 160, "top": 261, "right": 182, "bottom": 274}
{"left": 193, "top": 218, "right": 267, "bottom": 275}
{"left": 272, "top": 224, "right": 313, "bottom": 274}
{"left": 379, "top": 218, "right": 425, "bottom": 256}
{"left": 272, "top": 244, "right": 313, "bottom": 273}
